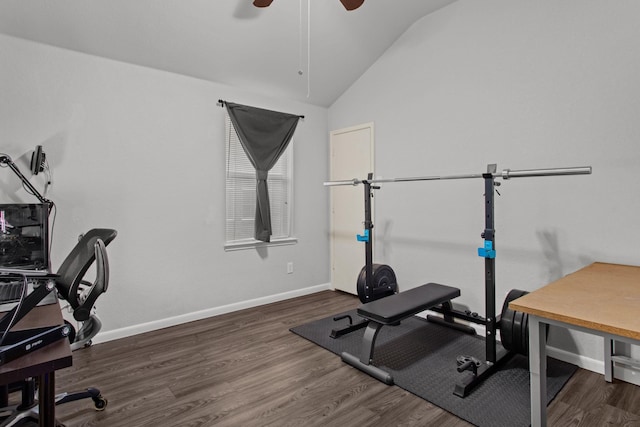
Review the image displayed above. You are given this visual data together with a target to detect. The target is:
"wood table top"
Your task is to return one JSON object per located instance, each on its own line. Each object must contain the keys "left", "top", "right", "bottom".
{"left": 509, "top": 262, "right": 640, "bottom": 340}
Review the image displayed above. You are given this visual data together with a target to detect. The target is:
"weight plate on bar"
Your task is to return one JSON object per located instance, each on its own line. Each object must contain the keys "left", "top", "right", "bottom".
{"left": 500, "top": 289, "right": 529, "bottom": 356}
{"left": 521, "top": 307, "right": 530, "bottom": 355}
{"left": 512, "top": 309, "right": 526, "bottom": 355}
{"left": 356, "top": 263, "right": 398, "bottom": 303}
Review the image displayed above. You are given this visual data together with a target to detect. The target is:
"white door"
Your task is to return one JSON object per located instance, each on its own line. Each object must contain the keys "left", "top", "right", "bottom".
{"left": 330, "top": 123, "right": 374, "bottom": 295}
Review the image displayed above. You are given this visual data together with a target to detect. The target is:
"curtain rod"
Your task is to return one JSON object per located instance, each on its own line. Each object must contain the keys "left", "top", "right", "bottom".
{"left": 217, "top": 99, "right": 304, "bottom": 119}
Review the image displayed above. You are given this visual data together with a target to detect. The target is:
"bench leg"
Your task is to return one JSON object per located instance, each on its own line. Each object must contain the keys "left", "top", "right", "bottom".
{"left": 341, "top": 321, "right": 394, "bottom": 385}
{"left": 360, "top": 322, "right": 383, "bottom": 364}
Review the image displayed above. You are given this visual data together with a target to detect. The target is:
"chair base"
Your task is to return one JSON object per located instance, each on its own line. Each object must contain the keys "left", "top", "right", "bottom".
{"left": 70, "top": 315, "right": 102, "bottom": 351}
{"left": 0, "top": 387, "right": 106, "bottom": 427}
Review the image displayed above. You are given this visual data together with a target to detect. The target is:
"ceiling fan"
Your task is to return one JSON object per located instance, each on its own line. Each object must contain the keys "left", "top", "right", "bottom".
{"left": 253, "top": 0, "right": 365, "bottom": 11}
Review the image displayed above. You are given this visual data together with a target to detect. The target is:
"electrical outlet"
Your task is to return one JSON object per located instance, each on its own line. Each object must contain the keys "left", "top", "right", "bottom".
{"left": 287, "top": 262, "right": 294, "bottom": 274}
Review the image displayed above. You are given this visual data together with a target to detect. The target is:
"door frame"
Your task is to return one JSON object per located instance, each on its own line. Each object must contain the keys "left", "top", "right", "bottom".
{"left": 329, "top": 122, "right": 374, "bottom": 293}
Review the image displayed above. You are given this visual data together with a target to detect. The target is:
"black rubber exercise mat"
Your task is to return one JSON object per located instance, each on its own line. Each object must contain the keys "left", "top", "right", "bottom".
{"left": 290, "top": 309, "right": 576, "bottom": 427}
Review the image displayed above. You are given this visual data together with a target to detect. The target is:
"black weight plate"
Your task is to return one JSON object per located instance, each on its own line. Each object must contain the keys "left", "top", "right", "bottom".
{"left": 356, "top": 267, "right": 368, "bottom": 303}
{"left": 356, "top": 263, "right": 398, "bottom": 303}
{"left": 512, "top": 309, "right": 525, "bottom": 355}
{"left": 500, "top": 289, "right": 529, "bottom": 355}
{"left": 521, "top": 310, "right": 530, "bottom": 355}
{"left": 500, "top": 299, "right": 515, "bottom": 352}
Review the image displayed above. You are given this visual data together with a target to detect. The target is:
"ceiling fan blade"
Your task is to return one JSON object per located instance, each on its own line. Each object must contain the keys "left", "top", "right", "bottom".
{"left": 340, "top": 0, "right": 365, "bottom": 11}
{"left": 253, "top": 0, "right": 273, "bottom": 7}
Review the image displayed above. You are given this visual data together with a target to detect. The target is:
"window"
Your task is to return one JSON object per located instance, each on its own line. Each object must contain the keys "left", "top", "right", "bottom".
{"left": 225, "top": 114, "right": 295, "bottom": 249}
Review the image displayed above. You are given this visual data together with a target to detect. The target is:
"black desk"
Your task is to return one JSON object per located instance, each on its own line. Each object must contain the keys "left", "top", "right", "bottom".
{"left": 0, "top": 302, "right": 72, "bottom": 427}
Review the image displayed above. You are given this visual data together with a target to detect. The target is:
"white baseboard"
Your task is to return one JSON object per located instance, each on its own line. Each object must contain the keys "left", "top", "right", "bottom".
{"left": 545, "top": 345, "right": 602, "bottom": 373}
{"left": 93, "top": 283, "right": 331, "bottom": 345}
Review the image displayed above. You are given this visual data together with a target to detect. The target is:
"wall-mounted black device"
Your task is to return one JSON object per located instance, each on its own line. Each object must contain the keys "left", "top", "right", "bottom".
{"left": 30, "top": 145, "right": 46, "bottom": 175}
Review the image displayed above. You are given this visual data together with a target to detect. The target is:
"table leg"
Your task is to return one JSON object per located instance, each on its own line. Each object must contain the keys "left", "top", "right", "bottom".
{"left": 604, "top": 337, "right": 614, "bottom": 382}
{"left": 529, "top": 315, "right": 547, "bottom": 427}
{"left": 38, "top": 372, "right": 55, "bottom": 427}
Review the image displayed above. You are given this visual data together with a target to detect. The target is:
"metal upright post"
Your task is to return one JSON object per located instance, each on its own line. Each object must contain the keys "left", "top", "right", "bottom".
{"left": 363, "top": 176, "right": 374, "bottom": 294}
{"left": 482, "top": 166, "right": 497, "bottom": 363}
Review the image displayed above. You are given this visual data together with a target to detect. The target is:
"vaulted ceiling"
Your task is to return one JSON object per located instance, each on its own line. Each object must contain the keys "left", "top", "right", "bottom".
{"left": 0, "top": 0, "right": 457, "bottom": 107}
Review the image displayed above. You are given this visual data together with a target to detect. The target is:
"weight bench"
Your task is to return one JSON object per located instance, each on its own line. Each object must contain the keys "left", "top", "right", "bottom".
{"left": 341, "top": 282, "right": 461, "bottom": 385}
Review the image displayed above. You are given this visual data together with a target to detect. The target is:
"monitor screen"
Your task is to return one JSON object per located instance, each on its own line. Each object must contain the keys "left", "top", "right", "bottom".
{"left": 0, "top": 203, "right": 50, "bottom": 272}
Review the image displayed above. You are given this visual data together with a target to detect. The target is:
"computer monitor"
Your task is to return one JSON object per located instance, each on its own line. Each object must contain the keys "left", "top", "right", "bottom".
{"left": 0, "top": 203, "right": 50, "bottom": 272}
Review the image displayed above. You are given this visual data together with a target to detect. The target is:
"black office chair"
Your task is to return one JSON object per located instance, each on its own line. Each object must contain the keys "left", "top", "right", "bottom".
{"left": 0, "top": 228, "right": 117, "bottom": 426}
{"left": 56, "top": 228, "right": 117, "bottom": 352}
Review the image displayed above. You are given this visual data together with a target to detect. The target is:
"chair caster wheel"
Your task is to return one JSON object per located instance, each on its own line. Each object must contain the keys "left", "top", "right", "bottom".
{"left": 94, "top": 396, "right": 108, "bottom": 411}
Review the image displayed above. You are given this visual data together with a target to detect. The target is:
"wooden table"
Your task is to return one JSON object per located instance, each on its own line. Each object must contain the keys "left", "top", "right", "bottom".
{"left": 0, "top": 302, "right": 72, "bottom": 427}
{"left": 510, "top": 262, "right": 640, "bottom": 427}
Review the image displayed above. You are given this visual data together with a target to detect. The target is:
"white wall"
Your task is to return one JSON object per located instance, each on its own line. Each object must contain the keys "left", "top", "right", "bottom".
{"left": 329, "top": 0, "right": 640, "bottom": 373}
{"left": 0, "top": 34, "right": 330, "bottom": 339}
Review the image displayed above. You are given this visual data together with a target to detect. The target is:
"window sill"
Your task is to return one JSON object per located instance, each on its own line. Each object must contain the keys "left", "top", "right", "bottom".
{"left": 224, "top": 237, "right": 298, "bottom": 252}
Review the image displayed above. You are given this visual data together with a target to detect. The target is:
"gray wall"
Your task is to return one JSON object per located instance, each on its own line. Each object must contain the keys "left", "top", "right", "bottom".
{"left": 0, "top": 34, "right": 330, "bottom": 339}
{"left": 328, "top": 0, "right": 640, "bottom": 373}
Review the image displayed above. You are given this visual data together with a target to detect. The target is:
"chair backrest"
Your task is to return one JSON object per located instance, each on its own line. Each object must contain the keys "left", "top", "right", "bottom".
{"left": 56, "top": 229, "right": 117, "bottom": 317}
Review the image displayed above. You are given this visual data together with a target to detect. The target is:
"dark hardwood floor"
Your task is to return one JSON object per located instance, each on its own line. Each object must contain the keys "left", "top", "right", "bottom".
{"left": 48, "top": 290, "right": 640, "bottom": 426}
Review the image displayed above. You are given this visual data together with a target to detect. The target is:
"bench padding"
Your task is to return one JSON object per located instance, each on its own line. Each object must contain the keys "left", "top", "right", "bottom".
{"left": 357, "top": 282, "right": 460, "bottom": 325}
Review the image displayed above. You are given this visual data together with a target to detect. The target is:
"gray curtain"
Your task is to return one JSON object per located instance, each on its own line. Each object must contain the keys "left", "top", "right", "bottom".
{"left": 225, "top": 102, "right": 301, "bottom": 242}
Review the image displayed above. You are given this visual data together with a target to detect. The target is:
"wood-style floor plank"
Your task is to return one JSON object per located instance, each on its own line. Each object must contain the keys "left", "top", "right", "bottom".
{"left": 35, "top": 290, "right": 639, "bottom": 426}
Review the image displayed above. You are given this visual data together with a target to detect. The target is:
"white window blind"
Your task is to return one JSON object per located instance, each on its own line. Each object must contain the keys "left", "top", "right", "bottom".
{"left": 225, "top": 114, "right": 294, "bottom": 248}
